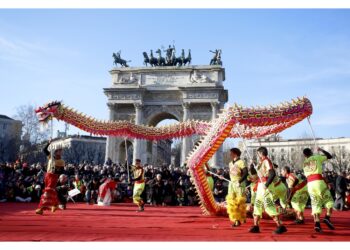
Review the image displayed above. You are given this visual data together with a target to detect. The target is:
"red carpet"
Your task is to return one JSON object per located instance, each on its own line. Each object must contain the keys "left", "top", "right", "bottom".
{"left": 0, "top": 202, "right": 349, "bottom": 241}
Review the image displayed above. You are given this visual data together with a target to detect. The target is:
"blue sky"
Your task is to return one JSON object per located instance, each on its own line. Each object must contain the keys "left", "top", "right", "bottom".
{"left": 0, "top": 9, "right": 350, "bottom": 141}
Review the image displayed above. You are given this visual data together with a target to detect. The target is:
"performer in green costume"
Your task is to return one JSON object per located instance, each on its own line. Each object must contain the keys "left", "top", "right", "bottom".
{"left": 250, "top": 147, "right": 287, "bottom": 234}
{"left": 282, "top": 166, "right": 308, "bottom": 224}
{"left": 302, "top": 147, "right": 334, "bottom": 232}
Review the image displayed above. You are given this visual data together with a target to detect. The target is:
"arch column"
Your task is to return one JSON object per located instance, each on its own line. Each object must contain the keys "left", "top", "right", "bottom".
{"left": 105, "top": 103, "right": 117, "bottom": 163}
{"left": 210, "top": 102, "right": 220, "bottom": 167}
{"left": 133, "top": 103, "right": 144, "bottom": 164}
{"left": 181, "top": 103, "right": 191, "bottom": 166}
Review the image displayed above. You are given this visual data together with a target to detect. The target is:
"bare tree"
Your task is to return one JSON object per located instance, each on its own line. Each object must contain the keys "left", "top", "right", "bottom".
{"left": 328, "top": 146, "right": 350, "bottom": 172}
{"left": 14, "top": 104, "right": 49, "bottom": 144}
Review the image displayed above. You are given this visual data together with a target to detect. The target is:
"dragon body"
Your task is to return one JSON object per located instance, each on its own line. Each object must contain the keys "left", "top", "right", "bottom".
{"left": 36, "top": 97, "right": 312, "bottom": 215}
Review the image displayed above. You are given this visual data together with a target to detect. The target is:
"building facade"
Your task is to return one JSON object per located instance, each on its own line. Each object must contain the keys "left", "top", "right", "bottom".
{"left": 0, "top": 115, "right": 22, "bottom": 162}
{"left": 53, "top": 135, "right": 107, "bottom": 165}
{"left": 241, "top": 136, "right": 350, "bottom": 171}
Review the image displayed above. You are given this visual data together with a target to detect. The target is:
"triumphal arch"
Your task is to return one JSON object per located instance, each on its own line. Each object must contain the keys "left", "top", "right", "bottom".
{"left": 104, "top": 49, "right": 228, "bottom": 167}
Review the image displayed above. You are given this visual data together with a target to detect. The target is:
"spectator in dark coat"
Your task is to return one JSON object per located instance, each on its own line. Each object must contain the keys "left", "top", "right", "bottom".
{"left": 57, "top": 174, "right": 69, "bottom": 209}
{"left": 150, "top": 174, "right": 164, "bottom": 205}
{"left": 213, "top": 180, "right": 227, "bottom": 202}
{"left": 334, "top": 171, "right": 348, "bottom": 211}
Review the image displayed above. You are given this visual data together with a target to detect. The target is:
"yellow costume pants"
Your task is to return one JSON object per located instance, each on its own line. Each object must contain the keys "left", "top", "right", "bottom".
{"left": 253, "top": 182, "right": 279, "bottom": 217}
{"left": 133, "top": 182, "right": 145, "bottom": 206}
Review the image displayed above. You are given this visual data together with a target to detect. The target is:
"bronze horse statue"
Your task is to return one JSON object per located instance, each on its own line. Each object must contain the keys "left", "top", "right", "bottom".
{"left": 143, "top": 50, "right": 159, "bottom": 67}
{"left": 113, "top": 52, "right": 130, "bottom": 67}
{"left": 155, "top": 49, "right": 166, "bottom": 66}
{"left": 173, "top": 49, "right": 191, "bottom": 66}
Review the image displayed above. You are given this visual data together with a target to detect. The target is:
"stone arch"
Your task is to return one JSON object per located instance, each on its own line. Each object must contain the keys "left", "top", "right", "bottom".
{"left": 145, "top": 111, "right": 180, "bottom": 166}
{"left": 144, "top": 105, "right": 182, "bottom": 126}
{"left": 147, "top": 111, "right": 180, "bottom": 127}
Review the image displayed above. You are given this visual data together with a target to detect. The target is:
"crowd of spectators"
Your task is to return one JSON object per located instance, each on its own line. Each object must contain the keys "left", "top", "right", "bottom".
{"left": 0, "top": 159, "right": 216, "bottom": 206}
{"left": 1, "top": 159, "right": 350, "bottom": 211}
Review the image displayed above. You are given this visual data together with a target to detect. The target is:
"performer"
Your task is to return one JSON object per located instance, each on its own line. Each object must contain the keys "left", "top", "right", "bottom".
{"left": 281, "top": 166, "right": 308, "bottom": 224}
{"left": 226, "top": 148, "right": 248, "bottom": 227}
{"left": 271, "top": 164, "right": 288, "bottom": 213}
{"left": 247, "top": 162, "right": 259, "bottom": 212}
{"left": 35, "top": 140, "right": 65, "bottom": 215}
{"left": 56, "top": 174, "right": 69, "bottom": 210}
{"left": 132, "top": 159, "right": 145, "bottom": 212}
{"left": 204, "top": 163, "right": 214, "bottom": 191}
{"left": 302, "top": 147, "right": 335, "bottom": 232}
{"left": 250, "top": 147, "right": 287, "bottom": 234}
{"left": 97, "top": 176, "right": 117, "bottom": 206}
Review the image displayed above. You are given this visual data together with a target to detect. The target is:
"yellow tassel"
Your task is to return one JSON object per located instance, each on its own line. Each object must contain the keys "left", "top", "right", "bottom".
{"left": 226, "top": 193, "right": 247, "bottom": 223}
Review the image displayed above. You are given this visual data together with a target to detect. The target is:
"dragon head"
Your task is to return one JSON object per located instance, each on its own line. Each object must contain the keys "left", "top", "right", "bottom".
{"left": 35, "top": 101, "right": 61, "bottom": 123}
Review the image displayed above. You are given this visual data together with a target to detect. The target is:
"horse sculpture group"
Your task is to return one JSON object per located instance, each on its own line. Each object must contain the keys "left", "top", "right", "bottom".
{"left": 113, "top": 46, "right": 222, "bottom": 68}
{"left": 143, "top": 47, "right": 192, "bottom": 67}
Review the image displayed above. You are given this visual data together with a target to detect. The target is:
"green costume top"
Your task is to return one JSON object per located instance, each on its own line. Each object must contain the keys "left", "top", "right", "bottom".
{"left": 257, "top": 157, "right": 278, "bottom": 184}
{"left": 229, "top": 159, "right": 245, "bottom": 182}
{"left": 132, "top": 166, "right": 145, "bottom": 183}
{"left": 303, "top": 154, "right": 327, "bottom": 177}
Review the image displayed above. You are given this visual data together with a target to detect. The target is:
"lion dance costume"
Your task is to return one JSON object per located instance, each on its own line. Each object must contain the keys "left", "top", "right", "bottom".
{"left": 226, "top": 148, "right": 248, "bottom": 227}
{"left": 98, "top": 178, "right": 117, "bottom": 206}
{"left": 36, "top": 142, "right": 65, "bottom": 215}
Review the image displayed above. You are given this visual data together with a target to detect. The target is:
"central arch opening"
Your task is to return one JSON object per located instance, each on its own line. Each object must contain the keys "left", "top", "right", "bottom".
{"left": 147, "top": 112, "right": 180, "bottom": 167}
{"left": 119, "top": 140, "right": 133, "bottom": 165}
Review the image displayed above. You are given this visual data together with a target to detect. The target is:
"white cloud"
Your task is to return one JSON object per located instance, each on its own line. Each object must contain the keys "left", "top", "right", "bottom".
{"left": 0, "top": 35, "right": 77, "bottom": 71}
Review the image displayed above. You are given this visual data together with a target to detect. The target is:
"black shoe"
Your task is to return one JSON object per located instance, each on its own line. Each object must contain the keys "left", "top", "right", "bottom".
{"left": 294, "top": 219, "right": 305, "bottom": 225}
{"left": 136, "top": 208, "right": 144, "bottom": 212}
{"left": 323, "top": 217, "right": 335, "bottom": 230}
{"left": 137, "top": 205, "right": 144, "bottom": 212}
{"left": 232, "top": 220, "right": 241, "bottom": 228}
{"left": 248, "top": 226, "right": 260, "bottom": 233}
{"left": 274, "top": 225, "right": 287, "bottom": 234}
{"left": 314, "top": 222, "right": 322, "bottom": 232}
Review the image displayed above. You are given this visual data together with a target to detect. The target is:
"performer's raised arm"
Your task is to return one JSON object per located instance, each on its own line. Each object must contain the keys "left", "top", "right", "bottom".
{"left": 317, "top": 147, "right": 333, "bottom": 159}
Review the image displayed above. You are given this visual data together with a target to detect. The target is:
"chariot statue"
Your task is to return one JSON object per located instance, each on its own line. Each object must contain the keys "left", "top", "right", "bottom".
{"left": 142, "top": 46, "right": 191, "bottom": 67}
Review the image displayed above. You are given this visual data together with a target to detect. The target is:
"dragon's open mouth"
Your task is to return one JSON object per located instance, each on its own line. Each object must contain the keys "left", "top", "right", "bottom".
{"left": 35, "top": 101, "right": 61, "bottom": 122}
